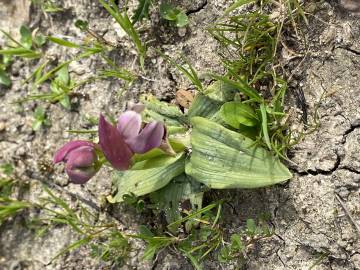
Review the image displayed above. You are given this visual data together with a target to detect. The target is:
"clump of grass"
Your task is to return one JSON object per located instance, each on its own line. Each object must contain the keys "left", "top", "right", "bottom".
{"left": 99, "top": 0, "right": 147, "bottom": 69}
{"left": 130, "top": 200, "right": 273, "bottom": 269}
{"left": 206, "top": 0, "right": 307, "bottom": 157}
{"left": 0, "top": 164, "right": 32, "bottom": 225}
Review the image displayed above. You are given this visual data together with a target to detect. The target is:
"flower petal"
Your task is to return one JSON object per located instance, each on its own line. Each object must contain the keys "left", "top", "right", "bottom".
{"left": 117, "top": 111, "right": 142, "bottom": 140}
{"left": 53, "top": 140, "right": 94, "bottom": 164}
{"left": 126, "top": 122, "right": 165, "bottom": 154}
{"left": 99, "top": 114, "right": 133, "bottom": 170}
{"left": 65, "top": 146, "right": 98, "bottom": 184}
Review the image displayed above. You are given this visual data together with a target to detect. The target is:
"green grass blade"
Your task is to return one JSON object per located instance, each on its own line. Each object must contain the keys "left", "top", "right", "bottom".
{"left": 260, "top": 103, "right": 271, "bottom": 150}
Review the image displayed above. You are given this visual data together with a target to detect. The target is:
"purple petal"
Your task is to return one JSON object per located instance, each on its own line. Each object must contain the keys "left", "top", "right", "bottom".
{"left": 99, "top": 114, "right": 133, "bottom": 170}
{"left": 53, "top": 140, "right": 94, "bottom": 164}
{"left": 65, "top": 146, "right": 98, "bottom": 184}
{"left": 117, "top": 111, "right": 142, "bottom": 140}
{"left": 126, "top": 122, "right": 165, "bottom": 154}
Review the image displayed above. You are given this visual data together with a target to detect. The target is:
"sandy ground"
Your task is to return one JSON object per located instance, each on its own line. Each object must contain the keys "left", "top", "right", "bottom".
{"left": 0, "top": 0, "right": 359, "bottom": 269}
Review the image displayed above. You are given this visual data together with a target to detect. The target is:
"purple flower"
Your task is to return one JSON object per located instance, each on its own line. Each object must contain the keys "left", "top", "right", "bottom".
{"left": 53, "top": 140, "right": 100, "bottom": 184}
{"left": 99, "top": 110, "right": 172, "bottom": 170}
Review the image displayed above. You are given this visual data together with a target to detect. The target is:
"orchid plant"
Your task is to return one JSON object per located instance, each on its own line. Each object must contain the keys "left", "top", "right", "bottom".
{"left": 54, "top": 105, "right": 174, "bottom": 184}
{"left": 54, "top": 80, "right": 292, "bottom": 224}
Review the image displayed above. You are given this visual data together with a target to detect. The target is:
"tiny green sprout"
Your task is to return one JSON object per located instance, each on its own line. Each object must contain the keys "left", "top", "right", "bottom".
{"left": 32, "top": 106, "right": 50, "bottom": 131}
{"left": 42, "top": 64, "right": 74, "bottom": 110}
{"left": 0, "top": 163, "right": 14, "bottom": 176}
{"left": 0, "top": 25, "right": 45, "bottom": 59}
{"left": 0, "top": 69, "right": 11, "bottom": 87}
{"left": 75, "top": 20, "right": 89, "bottom": 31}
{"left": 32, "top": 0, "right": 63, "bottom": 13}
{"left": 122, "top": 193, "right": 145, "bottom": 212}
{"left": 0, "top": 25, "right": 46, "bottom": 87}
{"left": 160, "top": 3, "right": 189, "bottom": 27}
{"left": 90, "top": 229, "right": 130, "bottom": 267}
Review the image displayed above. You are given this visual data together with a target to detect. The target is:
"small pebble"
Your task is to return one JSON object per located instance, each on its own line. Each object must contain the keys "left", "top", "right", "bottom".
{"left": 178, "top": 27, "right": 187, "bottom": 37}
{"left": 0, "top": 121, "right": 6, "bottom": 131}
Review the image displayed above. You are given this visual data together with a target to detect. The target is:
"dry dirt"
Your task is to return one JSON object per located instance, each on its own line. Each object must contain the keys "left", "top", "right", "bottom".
{"left": 0, "top": 0, "right": 359, "bottom": 269}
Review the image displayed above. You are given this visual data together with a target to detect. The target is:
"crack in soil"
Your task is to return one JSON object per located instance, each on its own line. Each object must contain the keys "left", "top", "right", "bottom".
{"left": 336, "top": 46, "right": 360, "bottom": 56}
{"left": 292, "top": 120, "right": 360, "bottom": 177}
{"left": 186, "top": 0, "right": 208, "bottom": 16}
{"left": 293, "top": 153, "right": 341, "bottom": 176}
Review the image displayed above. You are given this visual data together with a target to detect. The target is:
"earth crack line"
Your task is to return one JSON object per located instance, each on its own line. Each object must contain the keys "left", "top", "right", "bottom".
{"left": 186, "top": 0, "right": 208, "bottom": 16}
{"left": 336, "top": 46, "right": 360, "bottom": 56}
{"left": 334, "top": 193, "right": 360, "bottom": 235}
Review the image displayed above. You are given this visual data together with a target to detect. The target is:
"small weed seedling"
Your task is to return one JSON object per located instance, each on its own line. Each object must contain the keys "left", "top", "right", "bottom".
{"left": 32, "top": 106, "right": 51, "bottom": 131}
{"left": 160, "top": 2, "right": 189, "bottom": 28}
{"left": 0, "top": 164, "right": 32, "bottom": 225}
{"left": 99, "top": 0, "right": 147, "bottom": 68}
{"left": 31, "top": 0, "right": 64, "bottom": 13}
{"left": 0, "top": 25, "right": 46, "bottom": 86}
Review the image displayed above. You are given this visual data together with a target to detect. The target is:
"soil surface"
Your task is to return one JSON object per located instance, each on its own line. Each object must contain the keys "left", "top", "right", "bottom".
{"left": 0, "top": 0, "right": 359, "bottom": 269}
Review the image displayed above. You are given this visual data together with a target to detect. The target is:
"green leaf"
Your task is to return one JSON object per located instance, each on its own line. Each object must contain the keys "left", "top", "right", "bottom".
{"left": 140, "top": 94, "right": 187, "bottom": 126}
{"left": 150, "top": 174, "right": 203, "bottom": 225}
{"left": 188, "top": 93, "right": 222, "bottom": 120}
{"left": 203, "top": 80, "right": 237, "bottom": 102}
{"left": 220, "top": 101, "right": 259, "bottom": 128}
{"left": 210, "top": 74, "right": 262, "bottom": 102}
{"left": 32, "top": 120, "right": 43, "bottom": 131}
{"left": 108, "top": 153, "right": 185, "bottom": 203}
{"left": 20, "top": 25, "right": 32, "bottom": 49}
{"left": 47, "top": 36, "right": 81, "bottom": 48}
{"left": 59, "top": 95, "right": 71, "bottom": 110}
{"left": 0, "top": 69, "right": 11, "bottom": 86}
{"left": 222, "top": 0, "right": 256, "bottom": 16}
{"left": 0, "top": 48, "right": 40, "bottom": 58}
{"left": 246, "top": 218, "right": 256, "bottom": 235}
{"left": 138, "top": 225, "right": 154, "bottom": 237}
{"left": 56, "top": 65, "right": 70, "bottom": 85}
{"left": 176, "top": 12, "right": 189, "bottom": 27}
{"left": 186, "top": 117, "right": 292, "bottom": 189}
{"left": 74, "top": 20, "right": 89, "bottom": 31}
{"left": 34, "top": 34, "right": 47, "bottom": 47}
{"left": 260, "top": 103, "right": 272, "bottom": 150}
{"left": 160, "top": 3, "right": 180, "bottom": 20}
{"left": 132, "top": 0, "right": 152, "bottom": 23}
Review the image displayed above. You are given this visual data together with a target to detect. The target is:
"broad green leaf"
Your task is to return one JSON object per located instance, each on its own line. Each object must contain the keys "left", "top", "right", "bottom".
{"left": 0, "top": 69, "right": 11, "bottom": 86}
{"left": 220, "top": 101, "right": 259, "bottom": 128}
{"left": 186, "top": 117, "right": 292, "bottom": 189}
{"left": 20, "top": 25, "right": 32, "bottom": 49}
{"left": 176, "top": 12, "right": 189, "bottom": 27}
{"left": 108, "top": 153, "right": 185, "bottom": 203}
{"left": 132, "top": 138, "right": 186, "bottom": 163}
{"left": 188, "top": 93, "right": 222, "bottom": 120}
{"left": 140, "top": 94, "right": 187, "bottom": 126}
{"left": 203, "top": 80, "right": 237, "bottom": 102}
{"left": 150, "top": 174, "right": 203, "bottom": 225}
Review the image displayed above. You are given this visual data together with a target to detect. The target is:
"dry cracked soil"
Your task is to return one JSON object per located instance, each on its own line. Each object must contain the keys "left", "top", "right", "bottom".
{"left": 0, "top": 0, "right": 359, "bottom": 269}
